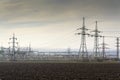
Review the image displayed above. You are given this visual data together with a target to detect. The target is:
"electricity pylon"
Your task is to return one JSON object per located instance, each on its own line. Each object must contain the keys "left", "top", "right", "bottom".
{"left": 91, "top": 21, "right": 102, "bottom": 59}
{"left": 76, "top": 17, "right": 90, "bottom": 60}
{"left": 100, "top": 36, "right": 109, "bottom": 59}
{"left": 9, "top": 33, "right": 18, "bottom": 61}
{"left": 116, "top": 37, "right": 120, "bottom": 60}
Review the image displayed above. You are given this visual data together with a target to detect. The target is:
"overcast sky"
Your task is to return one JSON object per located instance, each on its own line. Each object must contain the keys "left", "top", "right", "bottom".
{"left": 0, "top": 0, "right": 120, "bottom": 49}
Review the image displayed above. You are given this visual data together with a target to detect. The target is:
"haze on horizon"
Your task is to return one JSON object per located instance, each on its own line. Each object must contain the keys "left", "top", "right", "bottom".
{"left": 0, "top": 0, "right": 120, "bottom": 50}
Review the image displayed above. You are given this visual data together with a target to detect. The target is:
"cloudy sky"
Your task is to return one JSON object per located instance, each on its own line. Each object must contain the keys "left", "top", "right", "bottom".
{"left": 0, "top": 0, "right": 120, "bottom": 49}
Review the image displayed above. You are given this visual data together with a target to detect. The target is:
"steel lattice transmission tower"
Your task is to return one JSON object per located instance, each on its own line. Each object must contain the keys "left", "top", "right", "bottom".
{"left": 9, "top": 34, "right": 18, "bottom": 61}
{"left": 76, "top": 17, "right": 90, "bottom": 59}
{"left": 91, "top": 21, "right": 102, "bottom": 58}
{"left": 116, "top": 37, "right": 120, "bottom": 60}
{"left": 100, "top": 36, "right": 109, "bottom": 59}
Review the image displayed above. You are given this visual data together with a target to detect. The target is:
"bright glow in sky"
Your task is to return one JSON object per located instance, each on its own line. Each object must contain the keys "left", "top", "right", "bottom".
{"left": 0, "top": 0, "right": 120, "bottom": 49}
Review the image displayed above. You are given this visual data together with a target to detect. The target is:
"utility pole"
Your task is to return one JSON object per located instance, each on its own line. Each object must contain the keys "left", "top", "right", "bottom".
{"left": 76, "top": 17, "right": 90, "bottom": 60}
{"left": 0, "top": 43, "right": 4, "bottom": 55}
{"left": 67, "top": 48, "right": 71, "bottom": 55}
{"left": 28, "top": 43, "right": 31, "bottom": 53}
{"left": 91, "top": 21, "right": 102, "bottom": 59}
{"left": 0, "top": 43, "right": 4, "bottom": 60}
{"left": 27, "top": 43, "right": 32, "bottom": 58}
{"left": 67, "top": 48, "right": 71, "bottom": 59}
{"left": 9, "top": 34, "right": 18, "bottom": 61}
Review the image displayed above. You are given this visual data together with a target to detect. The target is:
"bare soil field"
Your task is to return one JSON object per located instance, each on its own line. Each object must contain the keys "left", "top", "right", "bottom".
{"left": 0, "top": 62, "right": 120, "bottom": 80}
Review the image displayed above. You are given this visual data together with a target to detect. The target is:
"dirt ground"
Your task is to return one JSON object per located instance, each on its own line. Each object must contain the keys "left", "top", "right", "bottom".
{"left": 0, "top": 62, "right": 119, "bottom": 80}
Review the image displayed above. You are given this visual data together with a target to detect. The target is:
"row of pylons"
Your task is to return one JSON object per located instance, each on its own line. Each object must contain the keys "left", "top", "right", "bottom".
{"left": 76, "top": 17, "right": 120, "bottom": 61}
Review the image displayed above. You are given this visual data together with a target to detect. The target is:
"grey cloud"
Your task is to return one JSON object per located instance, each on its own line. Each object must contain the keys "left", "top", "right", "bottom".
{"left": 0, "top": 0, "right": 119, "bottom": 25}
